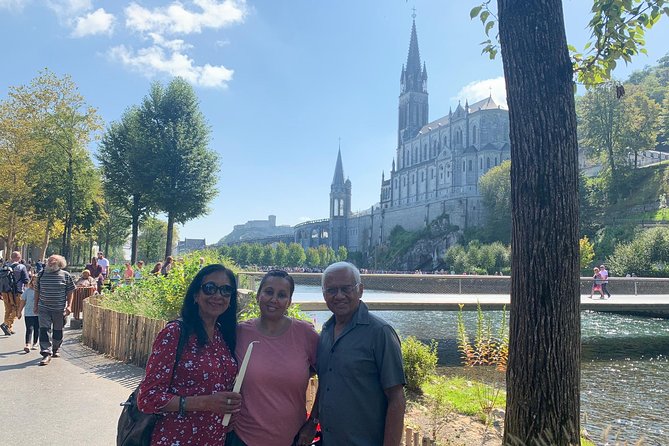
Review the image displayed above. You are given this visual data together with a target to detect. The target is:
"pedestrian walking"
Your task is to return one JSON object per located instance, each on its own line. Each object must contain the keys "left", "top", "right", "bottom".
{"left": 590, "top": 267, "right": 605, "bottom": 299}
{"left": 18, "top": 276, "right": 39, "bottom": 352}
{"left": 34, "top": 255, "right": 75, "bottom": 366}
{"left": 600, "top": 264, "right": 612, "bottom": 299}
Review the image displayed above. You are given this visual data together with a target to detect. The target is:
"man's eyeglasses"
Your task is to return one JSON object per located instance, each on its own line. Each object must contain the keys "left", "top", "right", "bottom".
{"left": 323, "top": 284, "right": 359, "bottom": 298}
{"left": 201, "top": 282, "right": 235, "bottom": 297}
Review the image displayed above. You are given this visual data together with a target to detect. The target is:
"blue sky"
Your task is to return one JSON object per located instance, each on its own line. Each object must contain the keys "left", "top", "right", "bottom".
{"left": 1, "top": 0, "right": 668, "bottom": 245}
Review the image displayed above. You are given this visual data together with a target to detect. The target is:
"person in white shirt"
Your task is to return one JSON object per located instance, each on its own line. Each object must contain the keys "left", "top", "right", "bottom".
{"left": 97, "top": 252, "right": 110, "bottom": 279}
{"left": 599, "top": 264, "right": 611, "bottom": 299}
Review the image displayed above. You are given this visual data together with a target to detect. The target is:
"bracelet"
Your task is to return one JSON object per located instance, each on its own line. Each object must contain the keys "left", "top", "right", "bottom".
{"left": 178, "top": 396, "right": 187, "bottom": 418}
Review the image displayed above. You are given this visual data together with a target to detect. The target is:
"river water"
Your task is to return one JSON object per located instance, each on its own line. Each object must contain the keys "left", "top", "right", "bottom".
{"left": 292, "top": 286, "right": 669, "bottom": 445}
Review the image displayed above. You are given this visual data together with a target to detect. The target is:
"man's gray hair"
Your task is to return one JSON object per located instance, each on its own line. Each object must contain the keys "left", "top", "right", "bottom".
{"left": 50, "top": 255, "right": 67, "bottom": 269}
{"left": 322, "top": 261, "right": 362, "bottom": 287}
{"left": 10, "top": 251, "right": 21, "bottom": 260}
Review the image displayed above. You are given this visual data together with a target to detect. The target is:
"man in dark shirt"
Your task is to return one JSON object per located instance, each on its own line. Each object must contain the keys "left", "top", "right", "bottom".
{"left": 314, "top": 262, "right": 406, "bottom": 446}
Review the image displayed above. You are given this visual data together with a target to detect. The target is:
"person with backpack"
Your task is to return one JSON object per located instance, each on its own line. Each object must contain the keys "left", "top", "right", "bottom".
{"left": 0, "top": 251, "right": 29, "bottom": 336}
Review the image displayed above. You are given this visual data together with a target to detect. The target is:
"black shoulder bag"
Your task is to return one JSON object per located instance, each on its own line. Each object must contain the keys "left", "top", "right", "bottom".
{"left": 117, "top": 320, "right": 188, "bottom": 446}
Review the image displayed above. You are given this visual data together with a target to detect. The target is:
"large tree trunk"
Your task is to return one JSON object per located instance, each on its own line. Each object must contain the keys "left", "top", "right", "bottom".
{"left": 498, "top": 1, "right": 581, "bottom": 445}
{"left": 165, "top": 212, "right": 174, "bottom": 259}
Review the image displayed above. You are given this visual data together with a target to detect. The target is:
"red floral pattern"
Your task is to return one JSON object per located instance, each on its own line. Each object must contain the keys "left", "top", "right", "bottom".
{"left": 138, "top": 321, "right": 238, "bottom": 446}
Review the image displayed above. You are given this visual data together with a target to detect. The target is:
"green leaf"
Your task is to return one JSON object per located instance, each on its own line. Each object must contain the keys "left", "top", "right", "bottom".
{"left": 485, "top": 20, "right": 495, "bottom": 36}
{"left": 470, "top": 6, "right": 482, "bottom": 19}
{"left": 480, "top": 10, "right": 490, "bottom": 23}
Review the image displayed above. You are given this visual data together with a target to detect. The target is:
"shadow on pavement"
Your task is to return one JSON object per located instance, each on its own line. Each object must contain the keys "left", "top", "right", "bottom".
{"left": 61, "top": 328, "right": 145, "bottom": 390}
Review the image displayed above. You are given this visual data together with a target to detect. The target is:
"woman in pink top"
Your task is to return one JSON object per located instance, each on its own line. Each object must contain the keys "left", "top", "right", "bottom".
{"left": 227, "top": 270, "right": 319, "bottom": 446}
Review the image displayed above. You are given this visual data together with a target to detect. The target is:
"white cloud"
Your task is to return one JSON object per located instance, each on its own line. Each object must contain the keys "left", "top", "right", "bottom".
{"left": 46, "top": 0, "right": 91, "bottom": 20}
{"left": 0, "top": 0, "right": 28, "bottom": 11}
{"left": 125, "top": 0, "right": 246, "bottom": 35}
{"left": 453, "top": 77, "right": 508, "bottom": 109}
{"left": 72, "top": 8, "right": 114, "bottom": 37}
{"left": 109, "top": 44, "right": 234, "bottom": 88}
{"left": 148, "top": 33, "right": 192, "bottom": 52}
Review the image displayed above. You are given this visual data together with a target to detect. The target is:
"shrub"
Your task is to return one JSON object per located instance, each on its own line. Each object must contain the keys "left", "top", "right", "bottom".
{"left": 402, "top": 336, "right": 438, "bottom": 393}
{"left": 100, "top": 250, "right": 239, "bottom": 320}
{"left": 457, "top": 303, "right": 509, "bottom": 371}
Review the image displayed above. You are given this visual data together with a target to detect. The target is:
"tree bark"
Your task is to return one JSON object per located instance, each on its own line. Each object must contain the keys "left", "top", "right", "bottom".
{"left": 498, "top": 1, "right": 581, "bottom": 445}
{"left": 41, "top": 221, "right": 51, "bottom": 261}
{"left": 165, "top": 212, "right": 174, "bottom": 259}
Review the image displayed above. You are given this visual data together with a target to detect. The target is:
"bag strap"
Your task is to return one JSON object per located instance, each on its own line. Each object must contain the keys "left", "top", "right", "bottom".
{"left": 168, "top": 319, "right": 187, "bottom": 387}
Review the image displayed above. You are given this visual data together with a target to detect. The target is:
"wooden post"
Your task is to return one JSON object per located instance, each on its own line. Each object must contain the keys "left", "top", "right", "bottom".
{"left": 405, "top": 427, "right": 413, "bottom": 446}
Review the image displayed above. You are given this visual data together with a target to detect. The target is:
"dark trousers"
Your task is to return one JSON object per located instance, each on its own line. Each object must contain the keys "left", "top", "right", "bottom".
{"left": 39, "top": 309, "right": 65, "bottom": 355}
{"left": 602, "top": 282, "right": 611, "bottom": 297}
{"left": 24, "top": 316, "right": 39, "bottom": 345}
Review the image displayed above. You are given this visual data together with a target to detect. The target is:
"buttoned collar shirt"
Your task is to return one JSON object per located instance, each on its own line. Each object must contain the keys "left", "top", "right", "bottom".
{"left": 317, "top": 300, "right": 406, "bottom": 445}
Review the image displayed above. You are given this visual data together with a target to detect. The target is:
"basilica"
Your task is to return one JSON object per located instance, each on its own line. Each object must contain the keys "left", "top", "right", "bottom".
{"left": 294, "top": 18, "right": 510, "bottom": 253}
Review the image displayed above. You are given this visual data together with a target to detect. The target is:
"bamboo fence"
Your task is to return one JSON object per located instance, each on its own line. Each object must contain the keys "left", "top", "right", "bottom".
{"left": 82, "top": 297, "right": 167, "bottom": 368}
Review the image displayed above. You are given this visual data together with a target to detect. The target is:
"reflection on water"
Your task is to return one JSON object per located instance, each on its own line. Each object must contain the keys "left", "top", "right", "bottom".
{"left": 295, "top": 286, "right": 669, "bottom": 445}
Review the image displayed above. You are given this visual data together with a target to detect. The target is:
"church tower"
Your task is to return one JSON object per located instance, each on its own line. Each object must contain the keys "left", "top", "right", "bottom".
{"left": 398, "top": 15, "right": 429, "bottom": 147}
{"left": 329, "top": 148, "right": 351, "bottom": 250}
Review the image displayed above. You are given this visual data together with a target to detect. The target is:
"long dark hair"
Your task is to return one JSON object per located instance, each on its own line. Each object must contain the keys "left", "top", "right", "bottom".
{"left": 180, "top": 264, "right": 237, "bottom": 355}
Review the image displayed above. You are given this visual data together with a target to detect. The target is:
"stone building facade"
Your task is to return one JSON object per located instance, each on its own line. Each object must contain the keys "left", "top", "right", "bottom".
{"left": 298, "top": 19, "right": 510, "bottom": 254}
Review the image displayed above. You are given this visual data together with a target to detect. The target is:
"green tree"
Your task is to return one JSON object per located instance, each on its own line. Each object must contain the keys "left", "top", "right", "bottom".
{"left": 305, "top": 247, "right": 320, "bottom": 268}
{"left": 236, "top": 243, "right": 250, "bottom": 266}
{"left": 98, "top": 106, "right": 157, "bottom": 264}
{"left": 337, "top": 245, "right": 348, "bottom": 262}
{"left": 261, "top": 244, "right": 275, "bottom": 266}
{"left": 478, "top": 160, "right": 511, "bottom": 243}
{"left": 139, "top": 78, "right": 219, "bottom": 258}
{"left": 608, "top": 226, "right": 669, "bottom": 276}
{"left": 9, "top": 70, "right": 102, "bottom": 261}
{"left": 95, "top": 200, "right": 131, "bottom": 259}
{"left": 137, "top": 216, "right": 168, "bottom": 263}
{"left": 577, "top": 82, "right": 626, "bottom": 174}
{"left": 286, "top": 243, "right": 306, "bottom": 267}
{"left": 619, "top": 84, "right": 661, "bottom": 168}
{"left": 274, "top": 242, "right": 289, "bottom": 267}
{"left": 579, "top": 236, "right": 595, "bottom": 270}
{"left": 247, "top": 243, "right": 263, "bottom": 265}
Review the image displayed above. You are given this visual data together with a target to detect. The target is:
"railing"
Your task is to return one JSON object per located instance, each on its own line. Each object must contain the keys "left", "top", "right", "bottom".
{"left": 238, "top": 272, "right": 669, "bottom": 296}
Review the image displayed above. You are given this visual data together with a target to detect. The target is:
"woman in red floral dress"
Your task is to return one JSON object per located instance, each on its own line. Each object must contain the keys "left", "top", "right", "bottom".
{"left": 138, "top": 264, "right": 241, "bottom": 445}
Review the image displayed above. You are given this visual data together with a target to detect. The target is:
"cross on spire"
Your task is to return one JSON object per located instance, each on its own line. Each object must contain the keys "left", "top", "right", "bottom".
{"left": 412, "top": 7, "right": 416, "bottom": 19}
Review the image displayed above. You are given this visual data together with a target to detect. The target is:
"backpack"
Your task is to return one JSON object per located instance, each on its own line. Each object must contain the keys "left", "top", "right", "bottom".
{"left": 116, "top": 320, "right": 187, "bottom": 446}
{"left": 0, "top": 264, "right": 16, "bottom": 293}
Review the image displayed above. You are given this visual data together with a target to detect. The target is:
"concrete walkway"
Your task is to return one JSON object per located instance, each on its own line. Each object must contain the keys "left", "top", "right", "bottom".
{"left": 0, "top": 301, "right": 144, "bottom": 446}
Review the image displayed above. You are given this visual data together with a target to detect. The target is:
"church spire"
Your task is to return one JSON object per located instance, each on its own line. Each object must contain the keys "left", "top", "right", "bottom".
{"left": 401, "top": 16, "right": 426, "bottom": 94}
{"left": 397, "top": 13, "right": 429, "bottom": 146}
{"left": 332, "top": 147, "right": 345, "bottom": 186}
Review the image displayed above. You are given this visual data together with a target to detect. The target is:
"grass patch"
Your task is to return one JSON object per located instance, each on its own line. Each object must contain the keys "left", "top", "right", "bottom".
{"left": 421, "top": 375, "right": 505, "bottom": 417}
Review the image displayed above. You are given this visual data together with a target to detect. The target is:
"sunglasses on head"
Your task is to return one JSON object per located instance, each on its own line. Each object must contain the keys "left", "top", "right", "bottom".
{"left": 201, "top": 281, "right": 235, "bottom": 297}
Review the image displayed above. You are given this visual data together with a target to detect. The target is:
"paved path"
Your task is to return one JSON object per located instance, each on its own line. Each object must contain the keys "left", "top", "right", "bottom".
{"left": 0, "top": 301, "right": 144, "bottom": 446}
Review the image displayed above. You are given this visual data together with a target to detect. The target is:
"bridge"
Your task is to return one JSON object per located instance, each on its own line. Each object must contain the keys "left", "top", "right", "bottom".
{"left": 293, "top": 218, "right": 330, "bottom": 249}
{"left": 239, "top": 272, "right": 669, "bottom": 317}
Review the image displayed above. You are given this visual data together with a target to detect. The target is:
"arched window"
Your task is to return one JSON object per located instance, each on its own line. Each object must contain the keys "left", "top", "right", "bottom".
{"left": 486, "top": 157, "right": 491, "bottom": 168}
{"left": 495, "top": 156, "right": 498, "bottom": 166}
{"left": 462, "top": 161, "right": 466, "bottom": 171}
{"left": 468, "top": 160, "right": 473, "bottom": 171}
{"left": 472, "top": 125, "right": 477, "bottom": 144}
